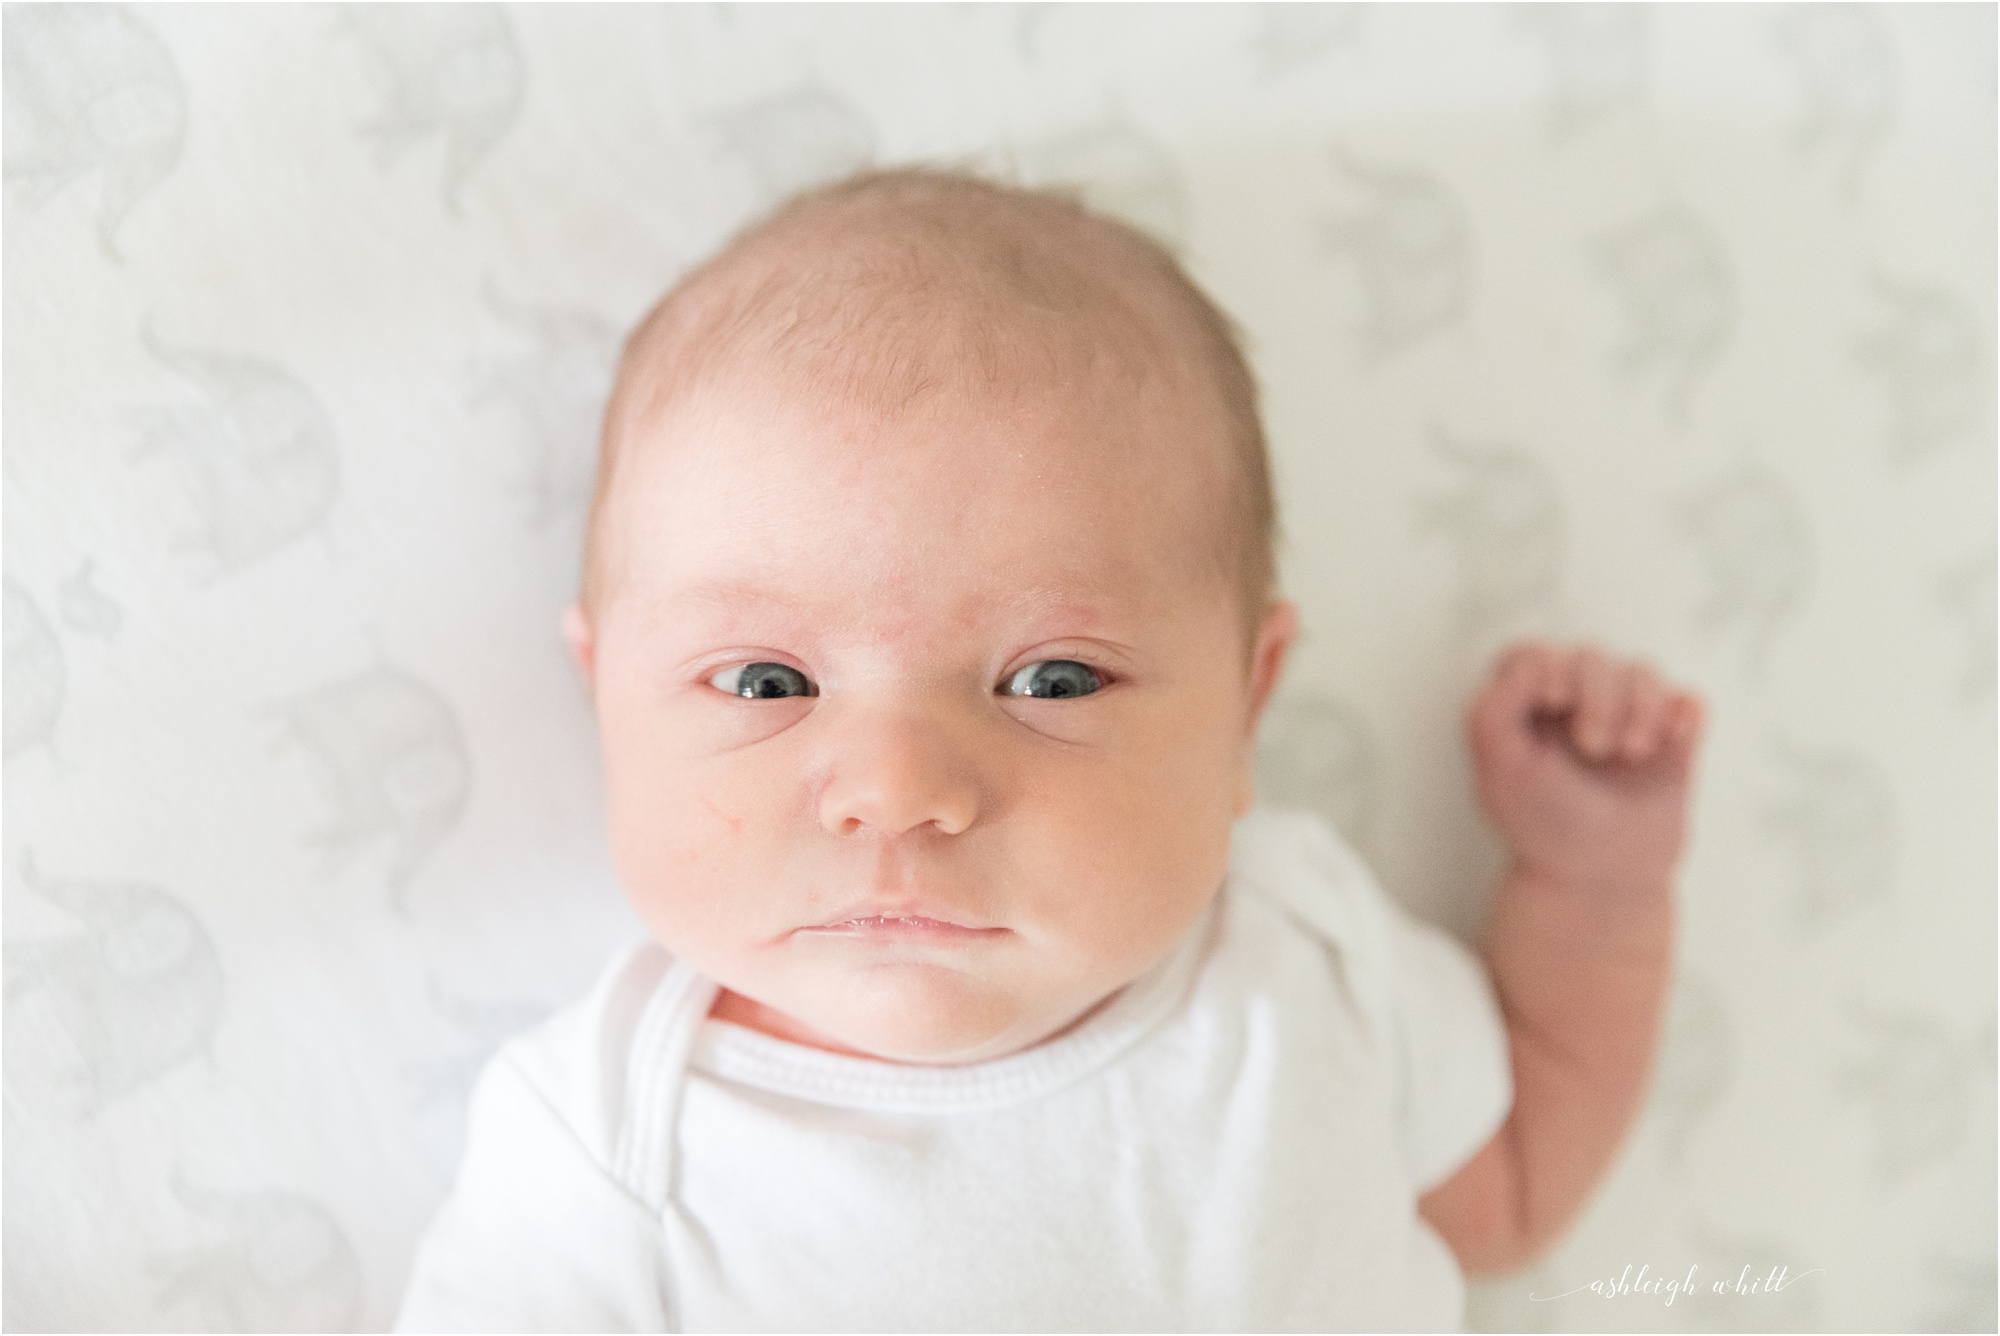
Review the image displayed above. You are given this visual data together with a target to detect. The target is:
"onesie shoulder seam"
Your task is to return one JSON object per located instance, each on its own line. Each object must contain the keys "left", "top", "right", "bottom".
{"left": 491, "top": 1048, "right": 662, "bottom": 1218}
{"left": 491, "top": 1046, "right": 685, "bottom": 1330}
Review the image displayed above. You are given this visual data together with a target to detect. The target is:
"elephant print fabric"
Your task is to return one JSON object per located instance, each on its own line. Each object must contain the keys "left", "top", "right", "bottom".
{"left": 57, "top": 560, "right": 125, "bottom": 642}
{"left": 1775, "top": 5, "right": 1899, "bottom": 202}
{"left": 1762, "top": 739, "right": 1898, "bottom": 935}
{"left": 1513, "top": 5, "right": 1650, "bottom": 141}
{"left": 3, "top": 856, "right": 224, "bottom": 1114}
{"left": 153, "top": 1172, "right": 366, "bottom": 1333}
{"left": 0, "top": 6, "right": 1989, "bottom": 1331}
{"left": 2, "top": 3, "right": 185, "bottom": 260}
{"left": 1321, "top": 151, "right": 1473, "bottom": 359}
{"left": 468, "top": 281, "right": 623, "bottom": 528}
{"left": 1254, "top": 694, "right": 1384, "bottom": 859}
{"left": 1013, "top": 121, "right": 1191, "bottom": 252}
{"left": 1595, "top": 207, "right": 1735, "bottom": 422}
{"left": 262, "top": 662, "right": 472, "bottom": 912}
{"left": 1835, "top": 1009, "right": 1994, "bottom": 1189}
{"left": 4, "top": 579, "right": 66, "bottom": 759}
{"left": 709, "top": 85, "right": 877, "bottom": 211}
{"left": 1674, "top": 465, "right": 1813, "bottom": 675}
{"left": 1246, "top": 5, "right": 1364, "bottom": 83}
{"left": 1855, "top": 271, "right": 1991, "bottom": 469}
{"left": 1646, "top": 972, "right": 1735, "bottom": 1170}
{"left": 1417, "top": 433, "right": 1566, "bottom": 633}
{"left": 339, "top": 3, "right": 525, "bottom": 213}
{"left": 129, "top": 325, "right": 342, "bottom": 582}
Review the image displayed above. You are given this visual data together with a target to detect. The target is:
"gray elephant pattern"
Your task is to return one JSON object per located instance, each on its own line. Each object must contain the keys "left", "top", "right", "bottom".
{"left": 4, "top": 6, "right": 1990, "bottom": 1331}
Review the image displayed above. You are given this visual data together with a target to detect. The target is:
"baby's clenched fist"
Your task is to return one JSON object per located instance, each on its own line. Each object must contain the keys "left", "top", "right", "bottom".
{"left": 1467, "top": 642, "right": 1703, "bottom": 898}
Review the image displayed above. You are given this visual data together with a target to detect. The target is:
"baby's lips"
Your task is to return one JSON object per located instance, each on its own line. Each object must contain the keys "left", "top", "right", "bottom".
{"left": 798, "top": 903, "right": 1008, "bottom": 937}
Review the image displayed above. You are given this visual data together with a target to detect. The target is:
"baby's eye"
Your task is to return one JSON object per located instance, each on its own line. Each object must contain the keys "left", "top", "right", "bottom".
{"left": 1001, "top": 660, "right": 1103, "bottom": 699}
{"left": 710, "top": 662, "right": 818, "bottom": 699}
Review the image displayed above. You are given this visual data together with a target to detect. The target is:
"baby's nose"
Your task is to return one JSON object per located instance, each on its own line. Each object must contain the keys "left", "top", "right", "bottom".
{"left": 815, "top": 706, "right": 980, "bottom": 838}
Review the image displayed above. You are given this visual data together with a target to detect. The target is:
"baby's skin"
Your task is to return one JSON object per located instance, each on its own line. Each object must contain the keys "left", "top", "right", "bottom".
{"left": 1419, "top": 642, "right": 1700, "bottom": 1271}
{"left": 562, "top": 187, "right": 1702, "bottom": 1277}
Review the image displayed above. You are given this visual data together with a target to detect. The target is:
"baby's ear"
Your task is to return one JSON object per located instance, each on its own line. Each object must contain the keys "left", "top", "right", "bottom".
{"left": 1245, "top": 600, "right": 1298, "bottom": 731}
{"left": 1235, "top": 600, "right": 1298, "bottom": 817}
{"left": 561, "top": 603, "right": 596, "bottom": 694}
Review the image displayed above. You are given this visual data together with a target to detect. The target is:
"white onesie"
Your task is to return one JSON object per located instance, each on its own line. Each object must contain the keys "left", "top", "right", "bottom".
{"left": 395, "top": 807, "right": 1513, "bottom": 1332}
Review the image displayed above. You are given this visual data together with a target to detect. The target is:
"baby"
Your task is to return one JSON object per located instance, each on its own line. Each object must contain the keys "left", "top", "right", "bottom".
{"left": 397, "top": 169, "right": 1702, "bottom": 1331}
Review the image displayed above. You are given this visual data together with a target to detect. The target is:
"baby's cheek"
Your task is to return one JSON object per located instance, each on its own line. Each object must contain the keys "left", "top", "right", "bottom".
{"left": 1019, "top": 759, "right": 1224, "bottom": 943}
{"left": 1098, "top": 735, "right": 1237, "bottom": 912}
{"left": 611, "top": 798, "right": 767, "bottom": 963}
{"left": 663, "top": 779, "right": 777, "bottom": 879}
{"left": 604, "top": 751, "right": 747, "bottom": 896}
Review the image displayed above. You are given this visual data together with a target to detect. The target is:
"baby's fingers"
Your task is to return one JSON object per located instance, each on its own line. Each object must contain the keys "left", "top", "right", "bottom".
{"left": 1473, "top": 641, "right": 1555, "bottom": 738}
{"left": 1618, "top": 666, "right": 1670, "bottom": 762}
{"left": 1530, "top": 642, "right": 1577, "bottom": 717}
{"left": 1663, "top": 693, "right": 1706, "bottom": 774}
{"left": 1573, "top": 647, "right": 1629, "bottom": 761}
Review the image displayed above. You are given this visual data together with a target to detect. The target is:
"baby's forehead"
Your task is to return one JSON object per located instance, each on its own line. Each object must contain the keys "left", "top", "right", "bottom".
{"left": 605, "top": 332, "right": 1239, "bottom": 638}
{"left": 585, "top": 170, "right": 1268, "bottom": 632}
{"left": 614, "top": 439, "right": 1228, "bottom": 661}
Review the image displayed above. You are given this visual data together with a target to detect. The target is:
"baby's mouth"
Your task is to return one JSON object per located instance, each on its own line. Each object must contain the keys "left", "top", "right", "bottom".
{"left": 797, "top": 910, "right": 1007, "bottom": 939}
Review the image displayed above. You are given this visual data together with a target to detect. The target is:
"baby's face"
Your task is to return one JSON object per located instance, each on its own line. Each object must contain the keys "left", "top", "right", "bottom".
{"left": 573, "top": 365, "right": 1290, "bottom": 1064}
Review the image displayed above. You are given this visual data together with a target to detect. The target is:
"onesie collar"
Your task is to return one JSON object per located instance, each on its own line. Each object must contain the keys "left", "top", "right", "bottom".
{"left": 686, "top": 894, "right": 1220, "bottom": 1114}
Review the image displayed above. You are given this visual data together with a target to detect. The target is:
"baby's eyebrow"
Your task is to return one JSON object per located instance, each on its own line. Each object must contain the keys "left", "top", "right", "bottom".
{"left": 630, "top": 577, "right": 813, "bottom": 642}
{"left": 657, "top": 575, "right": 1121, "bottom": 620}
{"left": 638, "top": 577, "right": 1133, "bottom": 647}
{"left": 665, "top": 577, "right": 802, "bottom": 614}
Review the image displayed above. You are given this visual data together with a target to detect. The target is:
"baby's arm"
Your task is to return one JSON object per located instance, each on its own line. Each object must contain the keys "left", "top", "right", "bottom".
{"left": 1417, "top": 643, "right": 1703, "bottom": 1275}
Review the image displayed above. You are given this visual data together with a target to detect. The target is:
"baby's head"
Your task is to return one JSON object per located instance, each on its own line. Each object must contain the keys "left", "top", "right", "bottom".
{"left": 564, "top": 169, "right": 1296, "bottom": 1064}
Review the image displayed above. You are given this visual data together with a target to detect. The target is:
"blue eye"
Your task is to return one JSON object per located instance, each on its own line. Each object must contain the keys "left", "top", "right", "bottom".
{"left": 1002, "top": 660, "right": 1102, "bottom": 699}
{"left": 711, "top": 662, "right": 817, "bottom": 699}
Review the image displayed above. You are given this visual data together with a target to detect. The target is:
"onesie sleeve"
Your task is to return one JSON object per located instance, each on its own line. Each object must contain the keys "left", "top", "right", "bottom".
{"left": 1372, "top": 887, "right": 1515, "bottom": 1193}
{"left": 394, "top": 1049, "right": 674, "bottom": 1333}
{"left": 1228, "top": 808, "right": 1514, "bottom": 1196}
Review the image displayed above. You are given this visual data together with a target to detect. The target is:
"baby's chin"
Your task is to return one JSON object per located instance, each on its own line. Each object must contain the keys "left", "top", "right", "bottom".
{"left": 753, "top": 962, "right": 1103, "bottom": 1067}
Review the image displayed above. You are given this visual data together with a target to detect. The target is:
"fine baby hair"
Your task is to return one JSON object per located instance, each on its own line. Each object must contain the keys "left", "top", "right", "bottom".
{"left": 577, "top": 166, "right": 1279, "bottom": 649}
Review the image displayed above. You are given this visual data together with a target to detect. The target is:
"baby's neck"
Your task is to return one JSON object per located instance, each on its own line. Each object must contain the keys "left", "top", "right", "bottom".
{"left": 707, "top": 987, "right": 881, "bottom": 1059}
{"left": 705, "top": 984, "right": 1125, "bottom": 1065}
